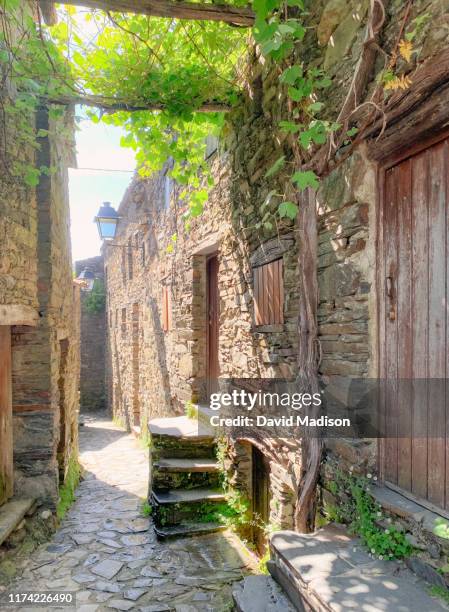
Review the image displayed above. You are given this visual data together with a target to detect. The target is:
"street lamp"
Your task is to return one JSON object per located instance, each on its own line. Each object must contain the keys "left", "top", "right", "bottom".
{"left": 76, "top": 268, "right": 95, "bottom": 292}
{"left": 93, "top": 201, "right": 144, "bottom": 252}
{"left": 94, "top": 202, "right": 119, "bottom": 241}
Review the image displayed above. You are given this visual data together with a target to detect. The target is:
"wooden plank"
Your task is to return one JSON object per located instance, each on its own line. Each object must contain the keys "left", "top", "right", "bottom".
{"left": 396, "top": 159, "right": 412, "bottom": 492}
{"left": 410, "top": 149, "right": 429, "bottom": 500}
{"left": 0, "top": 326, "right": 13, "bottom": 506}
{"left": 278, "top": 259, "right": 284, "bottom": 325}
{"left": 272, "top": 260, "right": 281, "bottom": 325}
{"left": 446, "top": 138, "right": 449, "bottom": 511}
{"left": 384, "top": 166, "right": 399, "bottom": 486}
{"left": 261, "top": 264, "right": 268, "bottom": 326}
{"left": 254, "top": 267, "right": 261, "bottom": 326}
{"left": 427, "top": 141, "right": 446, "bottom": 508}
{"left": 39, "top": 0, "right": 255, "bottom": 25}
{"left": 267, "top": 261, "right": 274, "bottom": 324}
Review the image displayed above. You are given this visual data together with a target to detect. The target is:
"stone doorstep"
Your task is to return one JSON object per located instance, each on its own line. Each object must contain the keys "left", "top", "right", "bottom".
{"left": 269, "top": 525, "right": 449, "bottom": 612}
{"left": 0, "top": 498, "right": 36, "bottom": 546}
{"left": 370, "top": 484, "right": 446, "bottom": 536}
{"left": 151, "top": 488, "right": 226, "bottom": 504}
{"left": 149, "top": 416, "right": 214, "bottom": 440}
{"left": 154, "top": 458, "right": 219, "bottom": 473}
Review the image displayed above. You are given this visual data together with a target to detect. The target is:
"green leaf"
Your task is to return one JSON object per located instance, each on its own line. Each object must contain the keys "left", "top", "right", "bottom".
{"left": 307, "top": 102, "right": 324, "bottom": 113}
{"left": 265, "top": 155, "right": 285, "bottom": 178}
{"left": 346, "top": 127, "right": 359, "bottom": 137}
{"left": 280, "top": 65, "right": 302, "bottom": 85}
{"left": 291, "top": 170, "right": 319, "bottom": 190}
{"left": 278, "top": 120, "right": 301, "bottom": 134}
{"left": 287, "top": 86, "right": 306, "bottom": 102}
{"left": 278, "top": 201, "right": 298, "bottom": 219}
{"left": 24, "top": 167, "right": 40, "bottom": 187}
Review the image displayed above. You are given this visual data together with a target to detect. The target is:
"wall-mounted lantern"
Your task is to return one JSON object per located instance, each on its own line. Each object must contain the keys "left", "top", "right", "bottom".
{"left": 94, "top": 202, "right": 119, "bottom": 241}
{"left": 76, "top": 268, "right": 95, "bottom": 292}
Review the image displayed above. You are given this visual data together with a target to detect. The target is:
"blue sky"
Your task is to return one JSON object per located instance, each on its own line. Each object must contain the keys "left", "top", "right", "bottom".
{"left": 69, "top": 117, "right": 136, "bottom": 263}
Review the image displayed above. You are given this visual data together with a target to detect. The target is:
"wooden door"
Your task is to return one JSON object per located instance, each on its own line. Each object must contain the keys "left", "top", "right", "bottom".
{"left": 0, "top": 326, "right": 13, "bottom": 506}
{"left": 379, "top": 134, "right": 449, "bottom": 511}
{"left": 252, "top": 445, "right": 270, "bottom": 555}
{"left": 206, "top": 256, "right": 219, "bottom": 397}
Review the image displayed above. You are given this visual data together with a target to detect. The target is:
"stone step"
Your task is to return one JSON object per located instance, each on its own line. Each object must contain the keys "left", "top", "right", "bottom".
{"left": 269, "top": 525, "right": 448, "bottom": 612}
{"left": 149, "top": 416, "right": 214, "bottom": 440}
{"left": 152, "top": 466, "right": 221, "bottom": 492}
{"left": 154, "top": 521, "right": 227, "bottom": 540}
{"left": 154, "top": 458, "right": 219, "bottom": 472}
{"left": 152, "top": 488, "right": 226, "bottom": 505}
{"left": 0, "top": 498, "right": 36, "bottom": 546}
{"left": 232, "top": 575, "right": 296, "bottom": 612}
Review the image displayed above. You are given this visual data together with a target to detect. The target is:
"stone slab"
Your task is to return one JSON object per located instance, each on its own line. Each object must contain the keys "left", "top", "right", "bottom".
{"left": 152, "top": 488, "right": 226, "bottom": 504}
{"left": 154, "top": 521, "right": 227, "bottom": 540}
{"left": 149, "top": 416, "right": 213, "bottom": 439}
{"left": 0, "top": 498, "right": 35, "bottom": 546}
{"left": 155, "top": 458, "right": 219, "bottom": 472}
{"left": 270, "top": 526, "right": 448, "bottom": 611}
{"left": 232, "top": 575, "right": 296, "bottom": 612}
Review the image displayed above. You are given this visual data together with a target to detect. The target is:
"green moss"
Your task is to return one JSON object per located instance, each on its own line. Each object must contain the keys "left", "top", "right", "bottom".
{"left": 429, "top": 585, "right": 449, "bottom": 605}
{"left": 141, "top": 501, "right": 152, "bottom": 517}
{"left": 185, "top": 401, "right": 198, "bottom": 420}
{"left": 57, "top": 455, "right": 81, "bottom": 520}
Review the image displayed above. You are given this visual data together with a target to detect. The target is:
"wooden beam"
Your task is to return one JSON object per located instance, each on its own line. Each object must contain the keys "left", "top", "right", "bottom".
{"left": 42, "top": 93, "right": 230, "bottom": 113}
{"left": 38, "top": 0, "right": 255, "bottom": 25}
{"left": 38, "top": 0, "right": 58, "bottom": 25}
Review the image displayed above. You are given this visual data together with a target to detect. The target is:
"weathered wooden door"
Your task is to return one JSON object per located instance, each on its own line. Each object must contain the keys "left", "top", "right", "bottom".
{"left": 252, "top": 445, "right": 270, "bottom": 554}
{"left": 206, "top": 255, "right": 219, "bottom": 397}
{"left": 0, "top": 326, "right": 13, "bottom": 506}
{"left": 379, "top": 134, "right": 449, "bottom": 512}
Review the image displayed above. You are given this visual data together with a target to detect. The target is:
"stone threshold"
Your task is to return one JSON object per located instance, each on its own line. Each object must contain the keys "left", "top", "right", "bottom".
{"left": 0, "top": 498, "right": 36, "bottom": 546}
{"left": 268, "top": 525, "right": 448, "bottom": 611}
{"left": 370, "top": 484, "right": 446, "bottom": 536}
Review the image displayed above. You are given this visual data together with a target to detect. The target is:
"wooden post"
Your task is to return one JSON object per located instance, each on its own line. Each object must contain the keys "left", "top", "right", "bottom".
{"left": 0, "top": 326, "right": 13, "bottom": 506}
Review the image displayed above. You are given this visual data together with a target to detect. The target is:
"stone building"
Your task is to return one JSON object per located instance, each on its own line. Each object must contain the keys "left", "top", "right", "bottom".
{"left": 104, "top": 0, "right": 449, "bottom": 573}
{"left": 75, "top": 255, "right": 106, "bottom": 413}
{"left": 0, "top": 1, "right": 80, "bottom": 550}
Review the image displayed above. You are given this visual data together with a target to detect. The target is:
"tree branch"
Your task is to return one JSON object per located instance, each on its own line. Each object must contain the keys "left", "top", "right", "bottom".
{"left": 40, "top": 93, "right": 230, "bottom": 113}
{"left": 38, "top": 0, "right": 255, "bottom": 26}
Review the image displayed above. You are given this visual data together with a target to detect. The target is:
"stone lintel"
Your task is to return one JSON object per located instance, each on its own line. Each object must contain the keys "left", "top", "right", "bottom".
{"left": 0, "top": 304, "right": 39, "bottom": 327}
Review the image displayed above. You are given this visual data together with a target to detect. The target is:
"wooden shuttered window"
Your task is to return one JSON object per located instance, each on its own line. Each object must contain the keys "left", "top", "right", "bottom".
{"left": 162, "top": 285, "right": 172, "bottom": 332}
{"left": 253, "top": 258, "right": 284, "bottom": 325}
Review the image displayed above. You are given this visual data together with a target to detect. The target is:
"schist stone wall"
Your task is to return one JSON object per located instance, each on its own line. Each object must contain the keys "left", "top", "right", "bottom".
{"left": 1, "top": 103, "right": 80, "bottom": 509}
{"left": 75, "top": 256, "right": 106, "bottom": 412}
{"left": 104, "top": 0, "right": 448, "bottom": 534}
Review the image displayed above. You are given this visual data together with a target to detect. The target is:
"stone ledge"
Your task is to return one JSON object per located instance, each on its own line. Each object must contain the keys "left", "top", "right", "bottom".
{"left": 0, "top": 304, "right": 38, "bottom": 326}
{"left": 269, "top": 525, "right": 448, "bottom": 611}
{"left": 232, "top": 574, "right": 297, "bottom": 612}
{"left": 0, "top": 498, "right": 36, "bottom": 546}
{"left": 370, "top": 485, "right": 444, "bottom": 536}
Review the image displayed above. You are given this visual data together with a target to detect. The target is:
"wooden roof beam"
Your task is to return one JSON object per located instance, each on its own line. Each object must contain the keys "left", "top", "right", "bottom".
{"left": 42, "top": 93, "right": 230, "bottom": 113}
{"left": 38, "top": 0, "right": 255, "bottom": 26}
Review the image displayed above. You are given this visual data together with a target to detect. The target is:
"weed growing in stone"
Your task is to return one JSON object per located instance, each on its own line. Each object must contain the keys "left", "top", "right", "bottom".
{"left": 57, "top": 455, "right": 81, "bottom": 520}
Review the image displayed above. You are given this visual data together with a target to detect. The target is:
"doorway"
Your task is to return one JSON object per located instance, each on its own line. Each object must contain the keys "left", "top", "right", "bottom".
{"left": 206, "top": 255, "right": 219, "bottom": 398}
{"left": 0, "top": 326, "right": 13, "bottom": 506}
{"left": 379, "top": 132, "right": 449, "bottom": 512}
{"left": 252, "top": 444, "right": 270, "bottom": 554}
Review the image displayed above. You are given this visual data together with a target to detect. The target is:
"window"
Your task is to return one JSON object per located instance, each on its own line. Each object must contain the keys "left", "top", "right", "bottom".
{"left": 253, "top": 259, "right": 284, "bottom": 325}
{"left": 121, "top": 307, "right": 127, "bottom": 337}
{"left": 161, "top": 285, "right": 171, "bottom": 332}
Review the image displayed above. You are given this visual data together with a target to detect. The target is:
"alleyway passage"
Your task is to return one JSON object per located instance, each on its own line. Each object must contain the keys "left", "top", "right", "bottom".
{"left": 9, "top": 414, "right": 254, "bottom": 611}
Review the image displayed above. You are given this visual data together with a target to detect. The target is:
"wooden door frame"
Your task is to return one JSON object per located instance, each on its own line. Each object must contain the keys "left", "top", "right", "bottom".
{"left": 376, "top": 127, "right": 449, "bottom": 514}
{"left": 206, "top": 253, "right": 219, "bottom": 398}
{"left": 0, "top": 326, "right": 13, "bottom": 506}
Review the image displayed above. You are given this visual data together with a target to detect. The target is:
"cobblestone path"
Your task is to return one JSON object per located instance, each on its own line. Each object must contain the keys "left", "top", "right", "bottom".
{"left": 9, "top": 414, "right": 255, "bottom": 611}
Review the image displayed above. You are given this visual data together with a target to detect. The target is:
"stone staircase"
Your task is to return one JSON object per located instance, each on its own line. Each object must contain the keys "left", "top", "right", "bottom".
{"left": 148, "top": 416, "right": 227, "bottom": 539}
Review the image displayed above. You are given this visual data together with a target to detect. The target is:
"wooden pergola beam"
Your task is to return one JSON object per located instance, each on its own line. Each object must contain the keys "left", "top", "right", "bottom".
{"left": 42, "top": 93, "right": 230, "bottom": 113}
{"left": 38, "top": 0, "right": 255, "bottom": 26}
